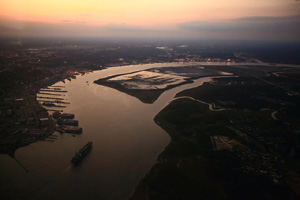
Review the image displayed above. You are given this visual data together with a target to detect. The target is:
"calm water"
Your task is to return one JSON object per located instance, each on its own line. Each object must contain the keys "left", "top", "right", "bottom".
{"left": 0, "top": 63, "right": 296, "bottom": 200}
{"left": 0, "top": 62, "right": 227, "bottom": 200}
{"left": 2, "top": 62, "right": 295, "bottom": 199}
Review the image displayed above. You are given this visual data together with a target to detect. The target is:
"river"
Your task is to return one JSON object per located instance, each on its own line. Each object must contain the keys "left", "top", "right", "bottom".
{"left": 1, "top": 62, "right": 295, "bottom": 200}
{"left": 0, "top": 63, "right": 212, "bottom": 200}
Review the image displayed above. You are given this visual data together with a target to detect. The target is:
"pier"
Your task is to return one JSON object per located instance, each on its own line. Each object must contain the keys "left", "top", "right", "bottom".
{"left": 48, "top": 86, "right": 65, "bottom": 88}
{"left": 40, "top": 89, "right": 67, "bottom": 93}
{"left": 39, "top": 92, "right": 62, "bottom": 96}
{"left": 37, "top": 96, "right": 65, "bottom": 100}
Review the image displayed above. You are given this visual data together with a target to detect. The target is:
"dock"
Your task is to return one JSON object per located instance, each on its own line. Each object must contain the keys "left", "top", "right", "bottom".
{"left": 40, "top": 89, "right": 67, "bottom": 93}
{"left": 48, "top": 86, "right": 65, "bottom": 88}
{"left": 39, "top": 92, "right": 62, "bottom": 96}
{"left": 37, "top": 96, "right": 65, "bottom": 100}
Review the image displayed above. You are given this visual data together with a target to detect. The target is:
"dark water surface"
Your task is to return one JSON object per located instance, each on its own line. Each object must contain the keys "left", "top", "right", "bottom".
{"left": 2, "top": 62, "right": 288, "bottom": 199}
{"left": 0, "top": 63, "right": 212, "bottom": 200}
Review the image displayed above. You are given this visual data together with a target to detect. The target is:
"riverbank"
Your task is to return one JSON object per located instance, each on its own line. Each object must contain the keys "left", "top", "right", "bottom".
{"left": 130, "top": 98, "right": 298, "bottom": 200}
{"left": 0, "top": 67, "right": 94, "bottom": 156}
{"left": 94, "top": 71, "right": 193, "bottom": 103}
{"left": 130, "top": 65, "right": 300, "bottom": 199}
{"left": 94, "top": 65, "right": 234, "bottom": 104}
{"left": 1, "top": 61, "right": 300, "bottom": 199}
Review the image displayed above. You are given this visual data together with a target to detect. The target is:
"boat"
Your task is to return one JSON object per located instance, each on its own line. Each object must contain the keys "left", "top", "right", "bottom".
{"left": 52, "top": 111, "right": 75, "bottom": 119}
{"left": 64, "top": 127, "right": 82, "bottom": 133}
{"left": 71, "top": 142, "right": 92, "bottom": 164}
{"left": 56, "top": 126, "right": 82, "bottom": 133}
{"left": 42, "top": 102, "right": 56, "bottom": 107}
{"left": 57, "top": 119, "right": 78, "bottom": 126}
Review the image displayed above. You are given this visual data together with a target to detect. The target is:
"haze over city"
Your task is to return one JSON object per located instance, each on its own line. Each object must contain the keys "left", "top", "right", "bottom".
{"left": 1, "top": 0, "right": 300, "bottom": 40}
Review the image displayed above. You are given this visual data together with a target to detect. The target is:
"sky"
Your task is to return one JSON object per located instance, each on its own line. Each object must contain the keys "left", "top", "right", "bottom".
{"left": 0, "top": 0, "right": 300, "bottom": 40}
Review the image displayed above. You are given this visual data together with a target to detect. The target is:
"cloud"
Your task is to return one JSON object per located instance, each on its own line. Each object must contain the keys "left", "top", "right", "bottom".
{"left": 76, "top": 21, "right": 86, "bottom": 24}
{"left": 0, "top": 15, "right": 299, "bottom": 41}
{"left": 0, "top": 25, "right": 20, "bottom": 36}
{"left": 177, "top": 21, "right": 238, "bottom": 31}
{"left": 234, "top": 15, "right": 300, "bottom": 22}
{"left": 61, "top": 20, "right": 71, "bottom": 23}
{"left": 177, "top": 15, "right": 300, "bottom": 41}
{"left": 105, "top": 24, "right": 146, "bottom": 31}
{"left": 178, "top": 15, "right": 300, "bottom": 31}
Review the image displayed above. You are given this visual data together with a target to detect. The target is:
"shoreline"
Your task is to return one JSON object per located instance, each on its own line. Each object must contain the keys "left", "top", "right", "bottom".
{"left": 0, "top": 68, "right": 95, "bottom": 156}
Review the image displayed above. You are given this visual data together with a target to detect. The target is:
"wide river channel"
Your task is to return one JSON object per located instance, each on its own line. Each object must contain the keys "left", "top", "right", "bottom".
{"left": 1, "top": 62, "right": 293, "bottom": 200}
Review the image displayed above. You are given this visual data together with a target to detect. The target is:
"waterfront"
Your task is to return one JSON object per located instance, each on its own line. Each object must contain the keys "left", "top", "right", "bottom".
{"left": 1, "top": 61, "right": 300, "bottom": 199}
{"left": 0, "top": 63, "right": 212, "bottom": 200}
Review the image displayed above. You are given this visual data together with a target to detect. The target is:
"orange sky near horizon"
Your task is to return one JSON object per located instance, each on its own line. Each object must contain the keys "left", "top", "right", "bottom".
{"left": 1, "top": 0, "right": 299, "bottom": 27}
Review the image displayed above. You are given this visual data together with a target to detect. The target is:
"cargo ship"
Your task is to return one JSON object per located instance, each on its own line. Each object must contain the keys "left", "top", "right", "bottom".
{"left": 42, "top": 102, "right": 56, "bottom": 107}
{"left": 56, "top": 126, "right": 82, "bottom": 134}
{"left": 42, "top": 102, "right": 66, "bottom": 108}
{"left": 52, "top": 111, "right": 75, "bottom": 119}
{"left": 71, "top": 142, "right": 92, "bottom": 164}
{"left": 57, "top": 119, "right": 78, "bottom": 126}
{"left": 65, "top": 127, "right": 82, "bottom": 133}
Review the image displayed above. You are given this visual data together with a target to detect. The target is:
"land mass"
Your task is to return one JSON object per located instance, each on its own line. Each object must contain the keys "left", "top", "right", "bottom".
{"left": 130, "top": 65, "right": 300, "bottom": 200}
{"left": 95, "top": 66, "right": 232, "bottom": 103}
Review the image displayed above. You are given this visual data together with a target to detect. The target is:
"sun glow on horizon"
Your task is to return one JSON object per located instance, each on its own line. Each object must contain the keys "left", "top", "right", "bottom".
{"left": 1, "top": 0, "right": 299, "bottom": 41}
{"left": 1, "top": 0, "right": 299, "bottom": 27}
